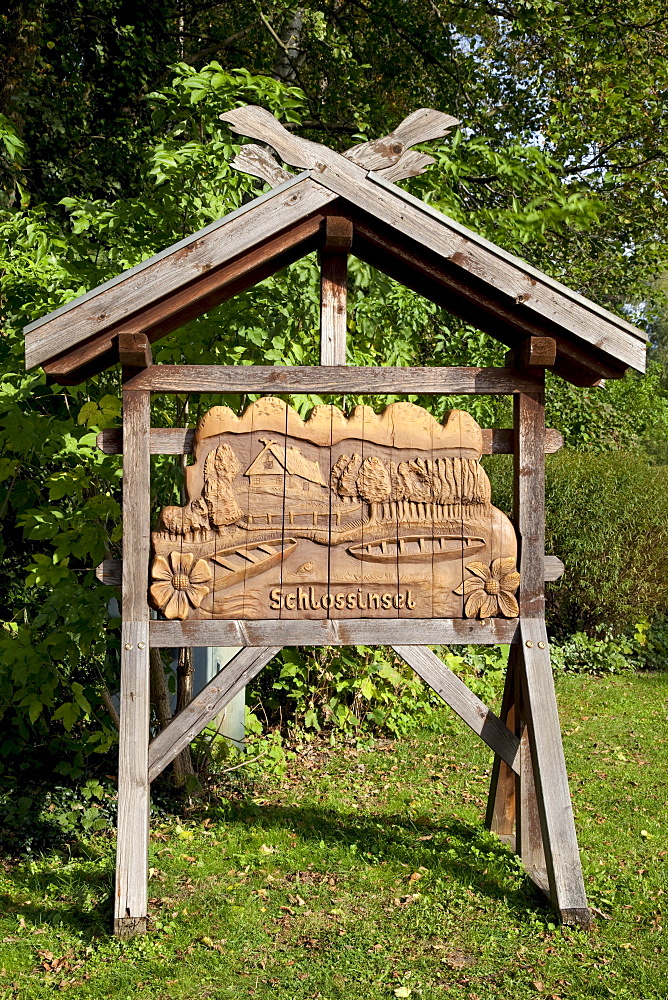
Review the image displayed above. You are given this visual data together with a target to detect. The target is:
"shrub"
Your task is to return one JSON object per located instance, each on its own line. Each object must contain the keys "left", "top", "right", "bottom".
{"left": 486, "top": 451, "right": 668, "bottom": 637}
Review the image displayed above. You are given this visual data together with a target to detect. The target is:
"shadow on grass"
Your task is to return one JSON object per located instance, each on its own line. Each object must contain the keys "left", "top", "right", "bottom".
{"left": 216, "top": 799, "right": 550, "bottom": 917}
{"left": 1, "top": 798, "right": 552, "bottom": 941}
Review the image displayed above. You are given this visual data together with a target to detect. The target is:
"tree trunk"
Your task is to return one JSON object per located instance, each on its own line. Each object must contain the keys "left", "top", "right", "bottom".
{"left": 173, "top": 647, "right": 196, "bottom": 785}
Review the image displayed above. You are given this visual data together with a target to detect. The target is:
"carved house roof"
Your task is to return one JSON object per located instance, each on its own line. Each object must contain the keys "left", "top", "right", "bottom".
{"left": 23, "top": 106, "right": 646, "bottom": 387}
{"left": 245, "top": 441, "right": 326, "bottom": 486}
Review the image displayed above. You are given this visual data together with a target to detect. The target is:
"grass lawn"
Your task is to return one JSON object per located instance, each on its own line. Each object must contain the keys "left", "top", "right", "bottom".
{"left": 1, "top": 670, "right": 667, "bottom": 999}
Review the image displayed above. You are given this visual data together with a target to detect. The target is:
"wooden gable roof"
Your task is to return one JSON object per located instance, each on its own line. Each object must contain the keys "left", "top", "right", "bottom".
{"left": 23, "top": 106, "right": 646, "bottom": 387}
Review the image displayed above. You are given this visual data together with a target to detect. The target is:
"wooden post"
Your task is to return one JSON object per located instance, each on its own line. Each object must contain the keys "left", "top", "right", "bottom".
{"left": 485, "top": 645, "right": 519, "bottom": 843}
{"left": 518, "top": 620, "right": 590, "bottom": 925}
{"left": 114, "top": 360, "right": 151, "bottom": 936}
{"left": 514, "top": 385, "right": 545, "bottom": 619}
{"left": 319, "top": 216, "right": 352, "bottom": 365}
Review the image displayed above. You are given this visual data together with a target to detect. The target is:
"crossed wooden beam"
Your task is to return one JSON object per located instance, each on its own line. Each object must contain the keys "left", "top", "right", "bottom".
{"left": 222, "top": 105, "right": 460, "bottom": 186}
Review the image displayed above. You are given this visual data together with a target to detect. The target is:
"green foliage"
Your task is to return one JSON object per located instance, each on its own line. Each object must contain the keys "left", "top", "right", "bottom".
{"left": 267, "top": 646, "right": 441, "bottom": 738}
{"left": 0, "top": 778, "right": 115, "bottom": 857}
{"left": 2, "top": 4, "right": 668, "bottom": 783}
{"left": 545, "top": 453, "right": 668, "bottom": 637}
{"left": 1, "top": 674, "right": 667, "bottom": 997}
{"left": 486, "top": 450, "right": 668, "bottom": 637}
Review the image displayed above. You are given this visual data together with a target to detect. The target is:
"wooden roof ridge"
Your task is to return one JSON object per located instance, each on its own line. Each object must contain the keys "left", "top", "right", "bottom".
{"left": 23, "top": 104, "right": 647, "bottom": 386}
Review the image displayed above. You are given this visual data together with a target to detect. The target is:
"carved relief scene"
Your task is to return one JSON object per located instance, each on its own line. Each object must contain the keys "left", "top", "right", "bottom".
{"left": 149, "top": 398, "right": 519, "bottom": 620}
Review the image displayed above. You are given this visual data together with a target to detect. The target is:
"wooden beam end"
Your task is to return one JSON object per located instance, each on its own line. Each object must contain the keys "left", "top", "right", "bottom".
{"left": 507, "top": 337, "right": 557, "bottom": 369}
{"left": 118, "top": 333, "right": 153, "bottom": 369}
{"left": 322, "top": 215, "right": 353, "bottom": 253}
{"left": 114, "top": 916, "right": 148, "bottom": 937}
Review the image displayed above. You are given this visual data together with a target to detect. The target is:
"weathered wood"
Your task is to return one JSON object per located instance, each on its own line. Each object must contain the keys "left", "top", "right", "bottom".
{"left": 149, "top": 399, "right": 518, "bottom": 622}
{"left": 514, "top": 387, "right": 546, "bottom": 618}
{"left": 310, "top": 164, "right": 646, "bottom": 375}
{"left": 350, "top": 218, "right": 629, "bottom": 387}
{"left": 375, "top": 149, "right": 435, "bottom": 182}
{"left": 393, "top": 645, "right": 520, "bottom": 774}
{"left": 544, "top": 555, "right": 565, "bottom": 582}
{"left": 114, "top": 620, "right": 150, "bottom": 936}
{"left": 518, "top": 618, "right": 590, "bottom": 926}
{"left": 485, "top": 644, "right": 519, "bottom": 837}
{"left": 123, "top": 365, "right": 543, "bottom": 395}
{"left": 221, "top": 105, "right": 460, "bottom": 175}
{"left": 121, "top": 390, "right": 151, "bottom": 620}
{"left": 118, "top": 333, "right": 152, "bottom": 369}
{"left": 148, "top": 646, "right": 281, "bottom": 781}
{"left": 231, "top": 143, "right": 292, "bottom": 187}
{"left": 345, "top": 108, "right": 459, "bottom": 170}
{"left": 27, "top": 176, "right": 337, "bottom": 372}
{"left": 320, "top": 256, "right": 347, "bottom": 364}
{"left": 114, "top": 387, "right": 151, "bottom": 936}
{"left": 98, "top": 554, "right": 565, "bottom": 589}
{"left": 518, "top": 720, "right": 548, "bottom": 883}
{"left": 98, "top": 426, "right": 564, "bottom": 457}
{"left": 150, "top": 617, "right": 520, "bottom": 646}
{"left": 97, "top": 427, "right": 196, "bottom": 455}
{"left": 96, "top": 560, "right": 122, "bottom": 586}
{"left": 510, "top": 336, "right": 557, "bottom": 369}
{"left": 220, "top": 106, "right": 337, "bottom": 170}
{"left": 480, "top": 427, "right": 563, "bottom": 455}
{"left": 322, "top": 215, "right": 354, "bottom": 253}
{"left": 43, "top": 212, "right": 333, "bottom": 382}
{"left": 320, "top": 217, "right": 351, "bottom": 366}
{"left": 25, "top": 131, "right": 646, "bottom": 387}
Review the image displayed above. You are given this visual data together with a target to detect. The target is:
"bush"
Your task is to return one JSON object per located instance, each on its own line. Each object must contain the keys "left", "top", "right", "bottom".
{"left": 486, "top": 451, "right": 668, "bottom": 637}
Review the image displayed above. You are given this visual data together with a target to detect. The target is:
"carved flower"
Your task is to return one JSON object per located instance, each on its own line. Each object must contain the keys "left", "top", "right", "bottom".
{"left": 454, "top": 557, "right": 520, "bottom": 618}
{"left": 150, "top": 552, "right": 212, "bottom": 620}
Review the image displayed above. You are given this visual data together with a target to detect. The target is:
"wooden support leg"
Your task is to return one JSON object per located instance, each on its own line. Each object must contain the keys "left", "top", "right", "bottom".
{"left": 517, "top": 720, "right": 548, "bottom": 891}
{"left": 115, "top": 382, "right": 151, "bottom": 936}
{"left": 114, "top": 622, "right": 150, "bottom": 936}
{"left": 519, "top": 618, "right": 591, "bottom": 927}
{"left": 485, "top": 644, "right": 519, "bottom": 843}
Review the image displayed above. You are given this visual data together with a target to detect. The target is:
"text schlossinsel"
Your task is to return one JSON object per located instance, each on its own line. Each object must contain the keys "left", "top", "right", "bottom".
{"left": 269, "top": 587, "right": 417, "bottom": 611}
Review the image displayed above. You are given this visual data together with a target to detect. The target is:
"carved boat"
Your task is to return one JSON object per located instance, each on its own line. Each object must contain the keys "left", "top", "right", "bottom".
{"left": 211, "top": 537, "right": 297, "bottom": 586}
{"left": 347, "top": 533, "right": 485, "bottom": 562}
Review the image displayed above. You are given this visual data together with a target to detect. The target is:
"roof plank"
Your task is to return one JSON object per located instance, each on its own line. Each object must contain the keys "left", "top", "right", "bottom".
{"left": 25, "top": 174, "right": 336, "bottom": 370}
{"left": 23, "top": 111, "right": 646, "bottom": 383}
{"left": 310, "top": 162, "right": 646, "bottom": 373}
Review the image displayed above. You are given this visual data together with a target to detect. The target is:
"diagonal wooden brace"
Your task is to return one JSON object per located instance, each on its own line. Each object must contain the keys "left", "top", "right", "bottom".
{"left": 392, "top": 645, "right": 520, "bottom": 774}
{"left": 147, "top": 646, "right": 282, "bottom": 782}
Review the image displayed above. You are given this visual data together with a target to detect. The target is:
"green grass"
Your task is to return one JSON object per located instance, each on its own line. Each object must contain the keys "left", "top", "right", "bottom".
{"left": 1, "top": 671, "right": 667, "bottom": 999}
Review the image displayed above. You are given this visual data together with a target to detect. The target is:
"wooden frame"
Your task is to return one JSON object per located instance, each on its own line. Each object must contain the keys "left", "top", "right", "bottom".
{"left": 108, "top": 354, "right": 590, "bottom": 934}
{"left": 23, "top": 105, "right": 646, "bottom": 937}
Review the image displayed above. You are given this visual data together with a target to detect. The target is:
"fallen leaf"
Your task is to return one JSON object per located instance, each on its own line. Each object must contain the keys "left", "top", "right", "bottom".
{"left": 533, "top": 981, "right": 544, "bottom": 991}
{"left": 394, "top": 988, "right": 412, "bottom": 998}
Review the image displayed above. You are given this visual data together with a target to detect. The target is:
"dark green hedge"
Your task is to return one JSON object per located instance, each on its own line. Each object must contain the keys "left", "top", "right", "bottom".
{"left": 485, "top": 451, "right": 668, "bottom": 637}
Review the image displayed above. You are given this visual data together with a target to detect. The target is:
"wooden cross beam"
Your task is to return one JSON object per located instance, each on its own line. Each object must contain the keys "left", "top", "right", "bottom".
{"left": 221, "top": 105, "right": 459, "bottom": 186}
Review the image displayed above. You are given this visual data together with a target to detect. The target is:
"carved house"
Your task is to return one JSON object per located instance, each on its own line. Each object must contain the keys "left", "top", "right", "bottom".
{"left": 245, "top": 440, "right": 327, "bottom": 496}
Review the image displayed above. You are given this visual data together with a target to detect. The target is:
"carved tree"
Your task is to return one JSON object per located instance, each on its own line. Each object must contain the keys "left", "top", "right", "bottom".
{"left": 338, "top": 453, "right": 362, "bottom": 502}
{"left": 357, "top": 456, "right": 392, "bottom": 521}
{"left": 330, "top": 453, "right": 351, "bottom": 495}
{"left": 203, "top": 444, "right": 243, "bottom": 527}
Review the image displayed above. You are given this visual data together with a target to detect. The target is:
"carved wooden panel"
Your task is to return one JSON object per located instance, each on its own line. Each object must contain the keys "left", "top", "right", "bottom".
{"left": 149, "top": 398, "right": 518, "bottom": 621}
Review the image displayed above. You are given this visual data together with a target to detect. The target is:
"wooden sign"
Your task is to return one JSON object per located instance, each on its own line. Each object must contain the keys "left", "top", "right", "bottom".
{"left": 149, "top": 398, "right": 519, "bottom": 621}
